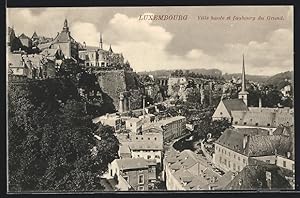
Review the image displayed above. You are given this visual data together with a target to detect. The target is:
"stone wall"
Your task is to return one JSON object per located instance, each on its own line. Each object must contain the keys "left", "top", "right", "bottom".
{"left": 96, "top": 70, "right": 141, "bottom": 111}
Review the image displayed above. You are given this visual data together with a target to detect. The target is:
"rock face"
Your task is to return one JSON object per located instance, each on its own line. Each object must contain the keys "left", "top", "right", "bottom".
{"left": 96, "top": 70, "right": 142, "bottom": 111}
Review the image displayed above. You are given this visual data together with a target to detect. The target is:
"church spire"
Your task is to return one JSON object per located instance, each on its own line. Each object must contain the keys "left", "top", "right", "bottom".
{"left": 99, "top": 33, "right": 103, "bottom": 49}
{"left": 109, "top": 44, "right": 113, "bottom": 53}
{"left": 63, "top": 19, "right": 69, "bottom": 32}
{"left": 241, "top": 54, "right": 246, "bottom": 92}
{"left": 238, "top": 54, "right": 249, "bottom": 106}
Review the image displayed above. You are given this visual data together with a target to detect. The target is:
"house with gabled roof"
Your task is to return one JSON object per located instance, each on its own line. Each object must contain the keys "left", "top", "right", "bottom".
{"left": 212, "top": 99, "right": 248, "bottom": 121}
{"left": 223, "top": 163, "right": 293, "bottom": 190}
{"left": 163, "top": 149, "right": 233, "bottom": 190}
{"left": 108, "top": 158, "right": 157, "bottom": 191}
{"left": 213, "top": 127, "right": 293, "bottom": 174}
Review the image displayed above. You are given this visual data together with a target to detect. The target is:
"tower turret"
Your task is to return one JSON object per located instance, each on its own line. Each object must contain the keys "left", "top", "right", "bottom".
{"left": 99, "top": 33, "right": 103, "bottom": 49}
{"left": 63, "top": 19, "right": 69, "bottom": 32}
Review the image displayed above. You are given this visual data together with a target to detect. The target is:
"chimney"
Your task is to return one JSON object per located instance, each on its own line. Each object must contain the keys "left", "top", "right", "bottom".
{"left": 266, "top": 171, "right": 272, "bottom": 189}
{"left": 259, "top": 97, "right": 262, "bottom": 108}
{"left": 287, "top": 151, "right": 291, "bottom": 158}
{"left": 142, "top": 95, "right": 146, "bottom": 118}
{"left": 243, "top": 134, "right": 249, "bottom": 149}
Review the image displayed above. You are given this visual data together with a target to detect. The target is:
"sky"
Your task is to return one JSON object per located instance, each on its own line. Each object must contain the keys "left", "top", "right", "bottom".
{"left": 7, "top": 6, "right": 293, "bottom": 76}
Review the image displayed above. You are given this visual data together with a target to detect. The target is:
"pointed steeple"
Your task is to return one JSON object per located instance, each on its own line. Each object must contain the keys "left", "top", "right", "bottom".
{"left": 109, "top": 44, "right": 113, "bottom": 53}
{"left": 32, "top": 31, "right": 38, "bottom": 39}
{"left": 63, "top": 19, "right": 69, "bottom": 32}
{"left": 99, "top": 33, "right": 103, "bottom": 49}
{"left": 238, "top": 54, "right": 249, "bottom": 106}
{"left": 241, "top": 54, "right": 246, "bottom": 92}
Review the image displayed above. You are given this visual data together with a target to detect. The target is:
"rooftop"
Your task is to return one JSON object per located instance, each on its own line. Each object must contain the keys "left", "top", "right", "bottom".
{"left": 115, "top": 158, "right": 149, "bottom": 170}
{"left": 223, "top": 164, "right": 293, "bottom": 190}
{"left": 221, "top": 99, "right": 249, "bottom": 115}
{"left": 215, "top": 128, "right": 292, "bottom": 157}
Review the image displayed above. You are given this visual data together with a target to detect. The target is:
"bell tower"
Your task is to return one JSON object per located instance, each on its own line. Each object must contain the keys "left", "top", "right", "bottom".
{"left": 238, "top": 54, "right": 249, "bottom": 106}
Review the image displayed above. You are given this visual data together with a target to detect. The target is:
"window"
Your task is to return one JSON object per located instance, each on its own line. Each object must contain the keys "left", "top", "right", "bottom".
{"left": 220, "top": 112, "right": 223, "bottom": 115}
{"left": 225, "top": 150, "right": 226, "bottom": 155}
{"left": 224, "top": 159, "right": 227, "bottom": 165}
{"left": 130, "top": 123, "right": 133, "bottom": 127}
{"left": 255, "top": 123, "right": 258, "bottom": 126}
{"left": 154, "top": 137, "right": 157, "bottom": 140}
{"left": 147, "top": 155, "right": 151, "bottom": 159}
{"left": 138, "top": 174, "right": 144, "bottom": 184}
{"left": 267, "top": 123, "right": 271, "bottom": 127}
{"left": 235, "top": 121, "right": 238, "bottom": 124}
{"left": 283, "top": 160, "right": 286, "bottom": 167}
{"left": 148, "top": 137, "right": 150, "bottom": 140}
{"left": 228, "top": 161, "right": 231, "bottom": 168}
{"left": 219, "top": 156, "right": 222, "bottom": 163}
{"left": 233, "top": 163, "right": 236, "bottom": 171}
{"left": 244, "top": 122, "right": 247, "bottom": 125}
{"left": 234, "top": 154, "right": 236, "bottom": 159}
{"left": 228, "top": 152, "right": 230, "bottom": 157}
{"left": 243, "top": 159, "right": 246, "bottom": 164}
{"left": 238, "top": 156, "right": 240, "bottom": 161}
{"left": 155, "top": 155, "right": 160, "bottom": 159}
{"left": 138, "top": 186, "right": 144, "bottom": 191}
{"left": 110, "top": 169, "right": 113, "bottom": 177}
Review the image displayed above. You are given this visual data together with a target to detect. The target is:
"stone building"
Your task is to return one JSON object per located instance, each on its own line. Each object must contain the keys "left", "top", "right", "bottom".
{"left": 213, "top": 127, "right": 293, "bottom": 173}
{"left": 108, "top": 158, "right": 157, "bottom": 191}
{"left": 38, "top": 19, "right": 79, "bottom": 60}
{"left": 78, "top": 34, "right": 125, "bottom": 68}
{"left": 163, "top": 149, "right": 234, "bottom": 190}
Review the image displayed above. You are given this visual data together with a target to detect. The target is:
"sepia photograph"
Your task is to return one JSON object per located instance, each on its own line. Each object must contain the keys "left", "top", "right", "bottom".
{"left": 6, "top": 5, "right": 294, "bottom": 192}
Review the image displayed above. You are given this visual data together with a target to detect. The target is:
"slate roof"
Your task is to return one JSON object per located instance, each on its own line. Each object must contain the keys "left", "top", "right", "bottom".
{"left": 32, "top": 31, "right": 39, "bottom": 39}
{"left": 116, "top": 158, "right": 149, "bottom": 170}
{"left": 129, "top": 141, "right": 163, "bottom": 151}
{"left": 215, "top": 128, "right": 292, "bottom": 157}
{"left": 165, "top": 149, "right": 228, "bottom": 190}
{"left": 222, "top": 99, "right": 248, "bottom": 115}
{"left": 19, "top": 33, "right": 31, "bottom": 40}
{"left": 156, "top": 116, "right": 186, "bottom": 126}
{"left": 223, "top": 164, "right": 292, "bottom": 190}
{"left": 38, "top": 42, "right": 53, "bottom": 50}
{"left": 232, "top": 110, "right": 294, "bottom": 128}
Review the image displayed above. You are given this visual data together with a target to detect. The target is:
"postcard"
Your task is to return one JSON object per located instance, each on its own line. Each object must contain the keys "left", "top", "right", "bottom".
{"left": 6, "top": 6, "right": 294, "bottom": 192}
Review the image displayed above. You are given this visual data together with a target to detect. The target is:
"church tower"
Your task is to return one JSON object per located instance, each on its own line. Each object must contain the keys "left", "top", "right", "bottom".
{"left": 99, "top": 33, "right": 103, "bottom": 49}
{"left": 63, "top": 19, "right": 69, "bottom": 32}
{"left": 238, "top": 54, "right": 249, "bottom": 106}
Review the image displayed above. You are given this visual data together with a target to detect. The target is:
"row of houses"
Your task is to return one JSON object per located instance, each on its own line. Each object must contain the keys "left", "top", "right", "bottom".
{"left": 163, "top": 125, "right": 295, "bottom": 191}
{"left": 94, "top": 111, "right": 188, "bottom": 191}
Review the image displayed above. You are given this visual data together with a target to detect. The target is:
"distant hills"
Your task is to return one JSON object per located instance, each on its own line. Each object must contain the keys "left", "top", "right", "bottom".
{"left": 138, "top": 68, "right": 222, "bottom": 77}
{"left": 139, "top": 69, "right": 293, "bottom": 87}
{"left": 265, "top": 71, "right": 293, "bottom": 89}
{"left": 222, "top": 73, "right": 270, "bottom": 83}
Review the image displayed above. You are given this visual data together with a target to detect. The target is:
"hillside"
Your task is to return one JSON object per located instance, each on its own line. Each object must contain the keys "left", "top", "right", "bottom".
{"left": 265, "top": 71, "right": 293, "bottom": 89}
{"left": 222, "top": 73, "right": 270, "bottom": 83}
{"left": 138, "top": 68, "right": 222, "bottom": 77}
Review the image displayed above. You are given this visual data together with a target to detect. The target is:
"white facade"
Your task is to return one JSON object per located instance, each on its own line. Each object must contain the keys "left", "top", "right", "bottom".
{"left": 131, "top": 150, "right": 162, "bottom": 164}
{"left": 276, "top": 155, "right": 294, "bottom": 172}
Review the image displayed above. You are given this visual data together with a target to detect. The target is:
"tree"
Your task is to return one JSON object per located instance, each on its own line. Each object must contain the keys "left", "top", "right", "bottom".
{"left": 8, "top": 80, "right": 119, "bottom": 192}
